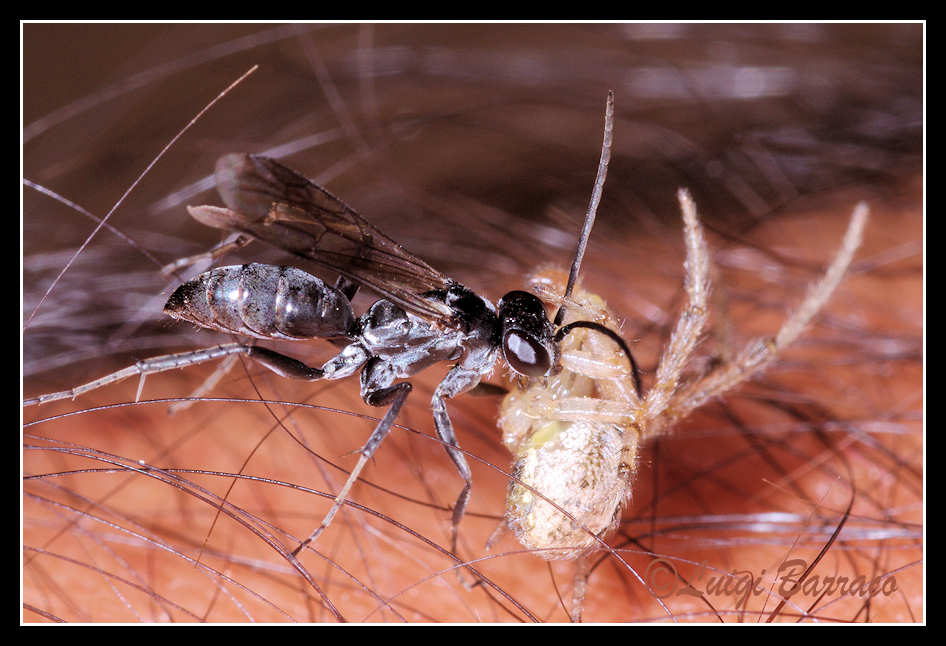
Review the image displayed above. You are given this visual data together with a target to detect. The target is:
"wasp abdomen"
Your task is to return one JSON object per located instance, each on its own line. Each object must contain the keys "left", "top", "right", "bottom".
{"left": 165, "top": 263, "right": 355, "bottom": 340}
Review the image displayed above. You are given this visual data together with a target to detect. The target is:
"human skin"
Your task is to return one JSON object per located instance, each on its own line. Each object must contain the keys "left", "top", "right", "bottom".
{"left": 23, "top": 23, "right": 922, "bottom": 623}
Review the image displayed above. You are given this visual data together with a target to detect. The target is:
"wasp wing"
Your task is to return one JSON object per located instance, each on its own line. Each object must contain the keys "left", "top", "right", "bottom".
{"left": 189, "top": 153, "right": 456, "bottom": 321}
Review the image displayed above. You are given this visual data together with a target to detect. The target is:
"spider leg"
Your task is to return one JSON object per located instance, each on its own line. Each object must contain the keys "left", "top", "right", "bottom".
{"left": 643, "top": 189, "right": 712, "bottom": 426}
{"left": 559, "top": 347, "right": 640, "bottom": 407}
{"left": 656, "top": 203, "right": 868, "bottom": 430}
{"left": 569, "top": 555, "right": 592, "bottom": 622}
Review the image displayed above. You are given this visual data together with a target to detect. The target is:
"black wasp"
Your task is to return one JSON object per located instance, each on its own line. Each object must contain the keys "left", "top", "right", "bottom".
{"left": 25, "top": 92, "right": 637, "bottom": 560}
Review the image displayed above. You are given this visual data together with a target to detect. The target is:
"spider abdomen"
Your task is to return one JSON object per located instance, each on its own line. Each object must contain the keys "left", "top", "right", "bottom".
{"left": 504, "top": 419, "right": 634, "bottom": 560}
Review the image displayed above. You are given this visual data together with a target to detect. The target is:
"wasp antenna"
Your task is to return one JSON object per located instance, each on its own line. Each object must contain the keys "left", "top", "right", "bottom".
{"left": 554, "top": 90, "right": 615, "bottom": 327}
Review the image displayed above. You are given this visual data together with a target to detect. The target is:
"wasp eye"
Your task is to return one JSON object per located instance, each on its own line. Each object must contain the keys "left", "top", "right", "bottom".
{"left": 503, "top": 330, "right": 552, "bottom": 377}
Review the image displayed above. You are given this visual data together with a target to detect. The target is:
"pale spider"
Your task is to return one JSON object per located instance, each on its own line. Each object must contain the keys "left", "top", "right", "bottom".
{"left": 496, "top": 189, "right": 866, "bottom": 619}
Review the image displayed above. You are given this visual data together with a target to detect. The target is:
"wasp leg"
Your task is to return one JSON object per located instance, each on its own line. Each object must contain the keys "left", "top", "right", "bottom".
{"left": 167, "top": 352, "right": 241, "bottom": 415}
{"left": 24, "top": 343, "right": 323, "bottom": 407}
{"left": 431, "top": 366, "right": 482, "bottom": 558}
{"left": 291, "top": 374, "right": 412, "bottom": 557}
{"left": 334, "top": 275, "right": 360, "bottom": 302}
{"left": 160, "top": 232, "right": 254, "bottom": 276}
{"left": 466, "top": 382, "right": 509, "bottom": 397}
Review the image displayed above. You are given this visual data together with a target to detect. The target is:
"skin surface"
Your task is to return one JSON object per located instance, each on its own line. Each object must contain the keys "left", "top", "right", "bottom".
{"left": 23, "top": 23, "right": 922, "bottom": 623}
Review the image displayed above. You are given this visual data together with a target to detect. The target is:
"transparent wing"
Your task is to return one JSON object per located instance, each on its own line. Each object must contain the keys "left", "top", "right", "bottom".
{"left": 193, "top": 153, "right": 456, "bottom": 321}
